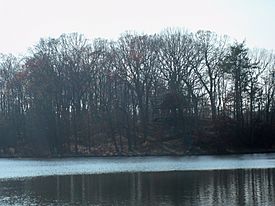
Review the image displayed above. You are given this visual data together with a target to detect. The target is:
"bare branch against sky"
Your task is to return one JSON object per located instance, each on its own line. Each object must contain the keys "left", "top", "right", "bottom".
{"left": 0, "top": 0, "right": 274, "bottom": 54}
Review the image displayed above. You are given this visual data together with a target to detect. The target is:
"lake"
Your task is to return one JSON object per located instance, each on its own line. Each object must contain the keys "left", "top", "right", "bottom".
{"left": 0, "top": 153, "right": 275, "bottom": 205}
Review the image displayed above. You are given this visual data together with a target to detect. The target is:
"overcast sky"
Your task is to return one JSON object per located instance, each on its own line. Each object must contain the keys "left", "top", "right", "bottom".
{"left": 0, "top": 0, "right": 274, "bottom": 54}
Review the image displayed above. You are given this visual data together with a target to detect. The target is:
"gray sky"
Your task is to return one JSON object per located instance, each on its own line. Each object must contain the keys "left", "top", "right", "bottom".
{"left": 0, "top": 0, "right": 274, "bottom": 54}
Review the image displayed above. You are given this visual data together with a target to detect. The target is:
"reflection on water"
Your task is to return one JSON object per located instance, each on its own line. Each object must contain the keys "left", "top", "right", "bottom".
{"left": 0, "top": 169, "right": 274, "bottom": 206}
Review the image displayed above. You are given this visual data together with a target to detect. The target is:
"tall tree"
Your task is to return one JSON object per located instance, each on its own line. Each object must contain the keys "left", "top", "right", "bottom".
{"left": 158, "top": 29, "right": 201, "bottom": 121}
{"left": 223, "top": 42, "right": 252, "bottom": 124}
{"left": 113, "top": 33, "right": 159, "bottom": 141}
{"left": 194, "top": 30, "right": 228, "bottom": 119}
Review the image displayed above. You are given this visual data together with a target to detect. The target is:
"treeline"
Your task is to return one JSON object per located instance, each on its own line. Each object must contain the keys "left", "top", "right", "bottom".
{"left": 0, "top": 29, "right": 274, "bottom": 156}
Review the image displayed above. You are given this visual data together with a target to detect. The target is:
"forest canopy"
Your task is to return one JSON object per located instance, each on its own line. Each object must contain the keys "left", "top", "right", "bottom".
{"left": 0, "top": 29, "right": 274, "bottom": 156}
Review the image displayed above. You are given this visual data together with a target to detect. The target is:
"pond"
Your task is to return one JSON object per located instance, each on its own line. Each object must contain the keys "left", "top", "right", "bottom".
{"left": 0, "top": 153, "right": 275, "bottom": 205}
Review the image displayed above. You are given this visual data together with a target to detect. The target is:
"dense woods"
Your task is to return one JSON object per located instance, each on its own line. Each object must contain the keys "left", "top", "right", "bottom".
{"left": 0, "top": 29, "right": 274, "bottom": 156}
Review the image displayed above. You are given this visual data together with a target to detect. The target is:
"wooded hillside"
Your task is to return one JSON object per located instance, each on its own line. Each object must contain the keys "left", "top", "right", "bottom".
{"left": 0, "top": 29, "right": 274, "bottom": 156}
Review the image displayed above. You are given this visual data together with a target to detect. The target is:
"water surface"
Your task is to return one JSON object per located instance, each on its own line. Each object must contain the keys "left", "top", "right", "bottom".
{"left": 1, "top": 153, "right": 275, "bottom": 179}
{"left": 0, "top": 153, "right": 275, "bottom": 205}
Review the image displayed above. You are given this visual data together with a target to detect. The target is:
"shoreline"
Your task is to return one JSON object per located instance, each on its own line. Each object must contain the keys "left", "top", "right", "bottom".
{"left": 1, "top": 149, "right": 275, "bottom": 159}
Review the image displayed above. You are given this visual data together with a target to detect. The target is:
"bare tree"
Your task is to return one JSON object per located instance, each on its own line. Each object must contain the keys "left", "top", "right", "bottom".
{"left": 194, "top": 30, "right": 228, "bottom": 119}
